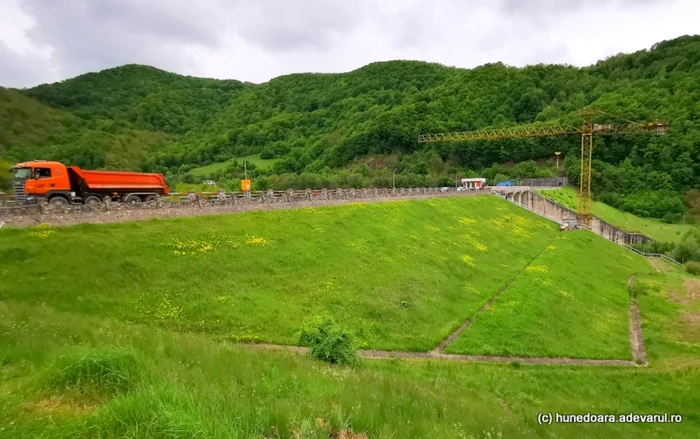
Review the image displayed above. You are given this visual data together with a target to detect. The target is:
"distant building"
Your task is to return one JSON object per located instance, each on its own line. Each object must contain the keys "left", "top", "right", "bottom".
{"left": 461, "top": 178, "right": 486, "bottom": 190}
{"left": 520, "top": 177, "right": 568, "bottom": 187}
{"left": 202, "top": 180, "right": 216, "bottom": 186}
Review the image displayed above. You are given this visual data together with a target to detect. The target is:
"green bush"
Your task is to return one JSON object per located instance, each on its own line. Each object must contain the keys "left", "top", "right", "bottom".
{"left": 686, "top": 261, "right": 700, "bottom": 276}
{"left": 297, "top": 314, "right": 357, "bottom": 366}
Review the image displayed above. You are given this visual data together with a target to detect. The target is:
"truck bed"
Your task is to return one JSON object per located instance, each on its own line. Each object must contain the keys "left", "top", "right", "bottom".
{"left": 69, "top": 167, "right": 168, "bottom": 194}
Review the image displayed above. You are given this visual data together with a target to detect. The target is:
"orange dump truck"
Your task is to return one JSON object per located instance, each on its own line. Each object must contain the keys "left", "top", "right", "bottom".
{"left": 11, "top": 160, "right": 168, "bottom": 205}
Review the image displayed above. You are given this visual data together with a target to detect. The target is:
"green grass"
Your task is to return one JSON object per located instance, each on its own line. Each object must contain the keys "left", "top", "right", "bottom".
{"left": 0, "top": 196, "right": 558, "bottom": 352}
{"left": 446, "top": 231, "right": 654, "bottom": 359}
{"left": 1, "top": 294, "right": 699, "bottom": 438}
{"left": 2, "top": 196, "right": 700, "bottom": 437}
{"left": 189, "top": 154, "right": 280, "bottom": 177}
{"left": 538, "top": 186, "right": 692, "bottom": 242}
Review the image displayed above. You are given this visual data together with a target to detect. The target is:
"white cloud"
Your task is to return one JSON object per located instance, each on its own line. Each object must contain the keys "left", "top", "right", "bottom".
{"left": 0, "top": 0, "right": 698, "bottom": 88}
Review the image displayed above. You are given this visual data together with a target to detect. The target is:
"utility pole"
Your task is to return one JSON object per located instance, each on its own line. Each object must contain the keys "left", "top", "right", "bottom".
{"left": 392, "top": 169, "right": 397, "bottom": 189}
{"left": 244, "top": 161, "right": 248, "bottom": 179}
{"left": 555, "top": 151, "right": 561, "bottom": 170}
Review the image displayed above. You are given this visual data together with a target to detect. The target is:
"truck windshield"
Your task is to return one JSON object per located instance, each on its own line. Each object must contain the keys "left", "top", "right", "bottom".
{"left": 13, "top": 168, "right": 32, "bottom": 181}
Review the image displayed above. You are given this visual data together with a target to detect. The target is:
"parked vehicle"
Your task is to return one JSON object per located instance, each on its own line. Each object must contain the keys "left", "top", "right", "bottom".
{"left": 11, "top": 160, "right": 168, "bottom": 205}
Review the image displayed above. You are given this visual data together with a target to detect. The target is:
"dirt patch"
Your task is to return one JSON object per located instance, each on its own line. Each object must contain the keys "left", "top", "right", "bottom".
{"left": 23, "top": 395, "right": 97, "bottom": 416}
{"left": 684, "top": 279, "right": 700, "bottom": 302}
{"left": 681, "top": 311, "right": 700, "bottom": 325}
{"left": 330, "top": 430, "right": 369, "bottom": 439}
{"left": 678, "top": 311, "right": 700, "bottom": 344}
{"left": 671, "top": 279, "right": 700, "bottom": 305}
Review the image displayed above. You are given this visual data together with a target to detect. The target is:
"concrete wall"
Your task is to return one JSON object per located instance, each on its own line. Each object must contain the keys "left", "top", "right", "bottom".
{"left": 503, "top": 189, "right": 652, "bottom": 245}
{"left": 0, "top": 187, "right": 488, "bottom": 228}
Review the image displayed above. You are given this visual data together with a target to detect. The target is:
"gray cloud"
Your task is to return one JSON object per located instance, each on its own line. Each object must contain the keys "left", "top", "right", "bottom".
{"left": 0, "top": 40, "right": 52, "bottom": 88}
{"left": 234, "top": 0, "right": 368, "bottom": 51}
{"left": 16, "top": 0, "right": 224, "bottom": 79}
{"left": 0, "top": 0, "right": 697, "bottom": 88}
{"left": 500, "top": 0, "right": 662, "bottom": 14}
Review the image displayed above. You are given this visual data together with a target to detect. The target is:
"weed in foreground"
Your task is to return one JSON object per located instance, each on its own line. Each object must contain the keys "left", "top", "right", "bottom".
{"left": 297, "top": 314, "right": 357, "bottom": 366}
{"left": 44, "top": 347, "right": 142, "bottom": 397}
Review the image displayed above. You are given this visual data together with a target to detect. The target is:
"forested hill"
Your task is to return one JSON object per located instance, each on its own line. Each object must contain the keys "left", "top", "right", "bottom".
{"left": 2, "top": 35, "right": 700, "bottom": 217}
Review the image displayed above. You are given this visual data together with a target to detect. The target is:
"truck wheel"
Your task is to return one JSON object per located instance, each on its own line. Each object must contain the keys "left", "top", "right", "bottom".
{"left": 125, "top": 194, "right": 142, "bottom": 204}
{"left": 49, "top": 196, "right": 69, "bottom": 206}
{"left": 144, "top": 195, "right": 159, "bottom": 203}
{"left": 83, "top": 195, "right": 101, "bottom": 205}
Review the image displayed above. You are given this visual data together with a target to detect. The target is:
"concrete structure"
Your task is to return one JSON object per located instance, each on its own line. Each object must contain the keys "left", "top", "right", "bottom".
{"left": 461, "top": 178, "right": 486, "bottom": 190}
{"left": 498, "top": 188, "right": 651, "bottom": 246}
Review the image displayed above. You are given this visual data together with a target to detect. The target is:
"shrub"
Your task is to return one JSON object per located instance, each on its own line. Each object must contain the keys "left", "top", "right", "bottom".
{"left": 686, "top": 261, "right": 700, "bottom": 276}
{"left": 259, "top": 148, "right": 275, "bottom": 159}
{"left": 297, "top": 314, "right": 357, "bottom": 366}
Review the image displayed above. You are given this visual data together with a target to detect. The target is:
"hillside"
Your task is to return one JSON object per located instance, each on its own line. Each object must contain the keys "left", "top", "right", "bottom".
{"left": 1, "top": 197, "right": 699, "bottom": 437}
{"left": 0, "top": 87, "right": 72, "bottom": 157}
{"left": 1, "top": 36, "right": 700, "bottom": 216}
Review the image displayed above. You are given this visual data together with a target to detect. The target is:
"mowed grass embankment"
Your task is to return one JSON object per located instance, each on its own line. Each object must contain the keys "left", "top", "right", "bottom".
{"left": 446, "top": 231, "right": 654, "bottom": 359}
{"left": 2, "top": 196, "right": 700, "bottom": 437}
{"left": 0, "top": 195, "right": 558, "bottom": 351}
{"left": 538, "top": 186, "right": 691, "bottom": 242}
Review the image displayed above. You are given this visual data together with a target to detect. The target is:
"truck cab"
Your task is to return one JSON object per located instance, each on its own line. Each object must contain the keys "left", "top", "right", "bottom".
{"left": 11, "top": 161, "right": 72, "bottom": 205}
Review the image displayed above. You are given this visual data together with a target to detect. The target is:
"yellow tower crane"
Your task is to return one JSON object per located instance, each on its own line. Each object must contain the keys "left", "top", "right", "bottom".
{"left": 418, "top": 108, "right": 669, "bottom": 226}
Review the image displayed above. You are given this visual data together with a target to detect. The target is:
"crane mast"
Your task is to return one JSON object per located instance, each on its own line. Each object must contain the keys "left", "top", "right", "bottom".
{"left": 418, "top": 108, "right": 668, "bottom": 226}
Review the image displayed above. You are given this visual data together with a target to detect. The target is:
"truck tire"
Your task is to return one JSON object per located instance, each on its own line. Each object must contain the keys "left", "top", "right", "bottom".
{"left": 83, "top": 195, "right": 101, "bottom": 205}
{"left": 125, "top": 194, "right": 142, "bottom": 204}
{"left": 144, "top": 195, "right": 159, "bottom": 203}
{"left": 48, "top": 196, "right": 69, "bottom": 206}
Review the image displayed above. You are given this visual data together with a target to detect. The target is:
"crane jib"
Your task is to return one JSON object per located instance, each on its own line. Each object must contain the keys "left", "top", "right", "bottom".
{"left": 416, "top": 111, "right": 668, "bottom": 227}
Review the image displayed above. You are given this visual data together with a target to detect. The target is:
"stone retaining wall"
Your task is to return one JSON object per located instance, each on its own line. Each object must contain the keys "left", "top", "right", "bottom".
{"left": 1, "top": 187, "right": 487, "bottom": 228}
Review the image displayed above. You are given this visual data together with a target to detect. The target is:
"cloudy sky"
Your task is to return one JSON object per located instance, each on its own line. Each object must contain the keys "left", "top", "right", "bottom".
{"left": 0, "top": 0, "right": 698, "bottom": 88}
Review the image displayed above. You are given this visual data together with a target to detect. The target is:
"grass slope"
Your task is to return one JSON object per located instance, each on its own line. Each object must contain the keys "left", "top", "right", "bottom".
{"left": 539, "top": 186, "right": 692, "bottom": 242}
{"left": 1, "top": 286, "right": 699, "bottom": 438}
{"left": 2, "top": 197, "right": 700, "bottom": 437}
{"left": 0, "top": 196, "right": 557, "bottom": 352}
{"left": 447, "top": 231, "right": 654, "bottom": 359}
{"left": 190, "top": 154, "right": 281, "bottom": 177}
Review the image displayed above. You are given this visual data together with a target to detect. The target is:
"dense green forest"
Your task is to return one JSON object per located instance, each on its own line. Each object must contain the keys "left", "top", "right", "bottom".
{"left": 1, "top": 36, "right": 699, "bottom": 220}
